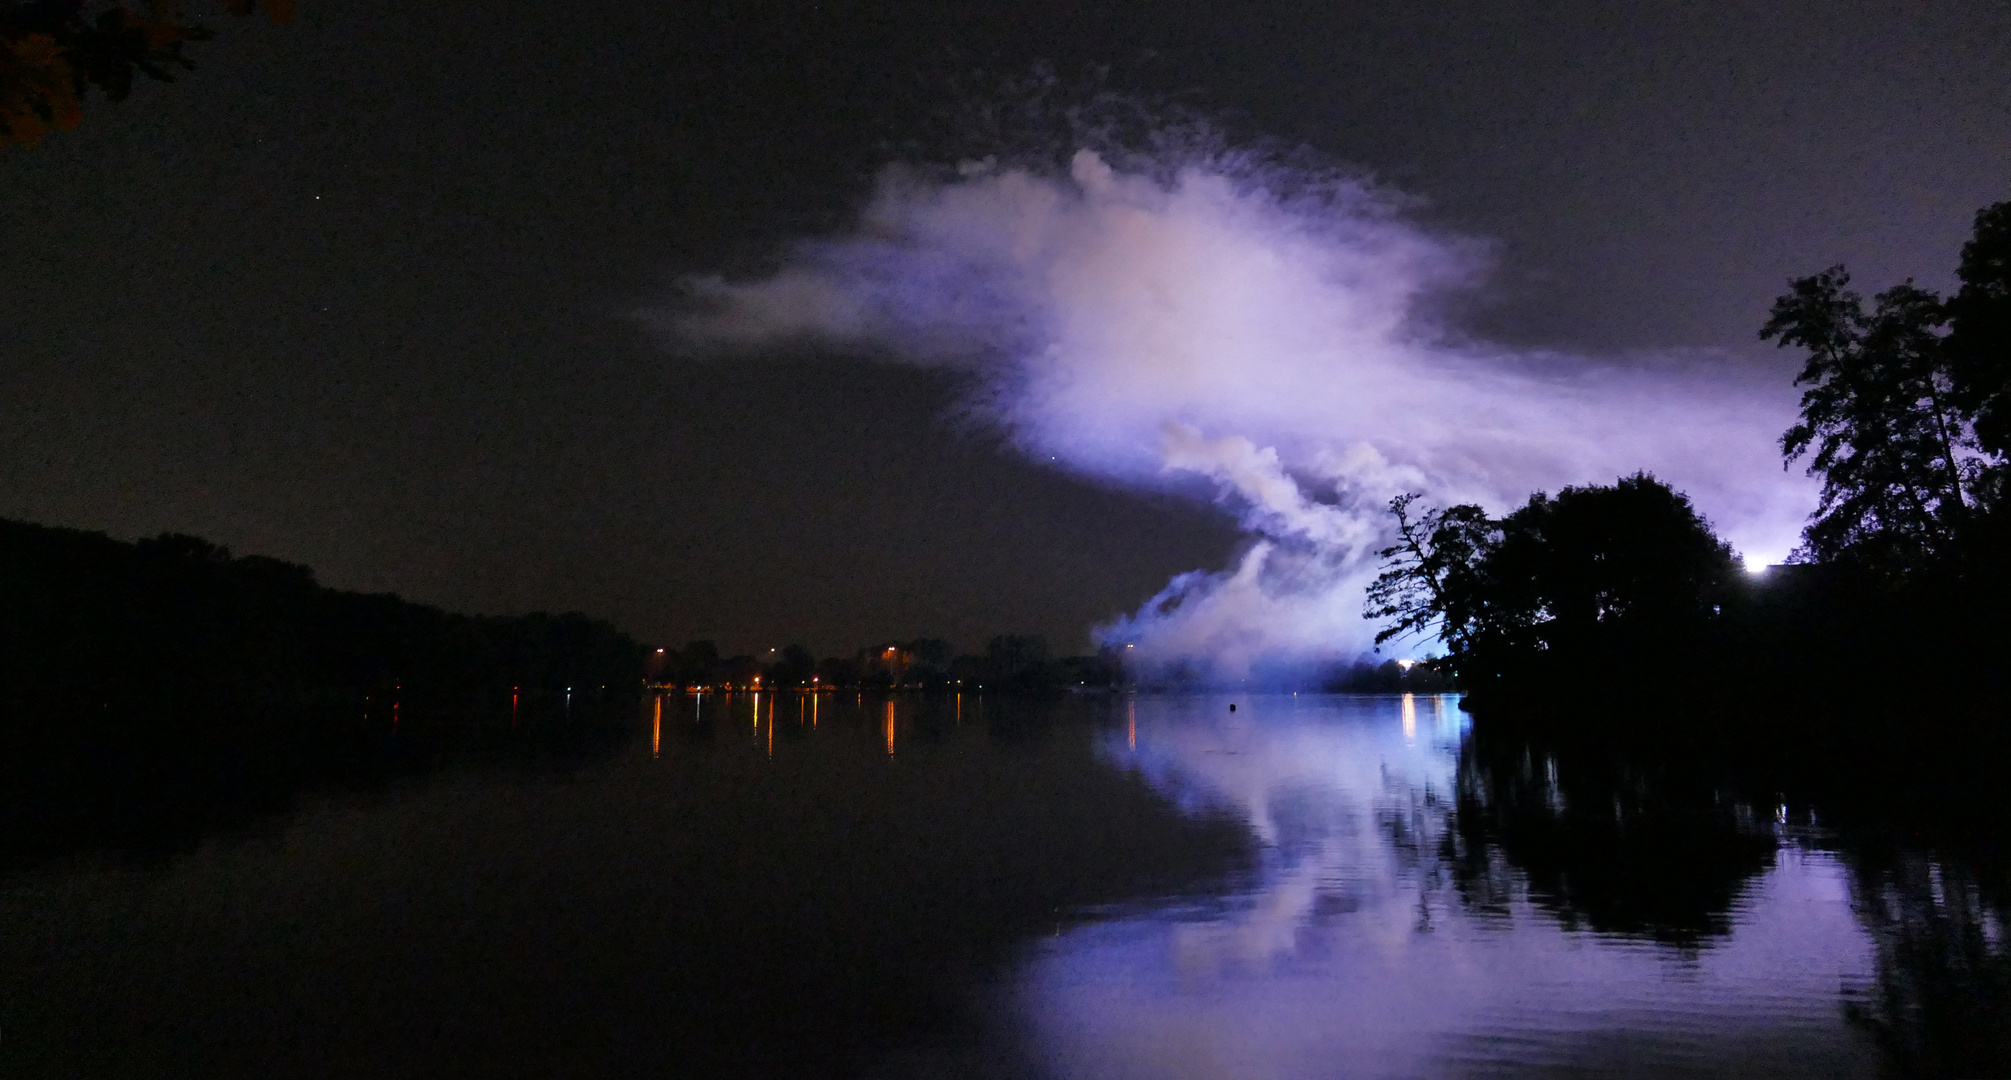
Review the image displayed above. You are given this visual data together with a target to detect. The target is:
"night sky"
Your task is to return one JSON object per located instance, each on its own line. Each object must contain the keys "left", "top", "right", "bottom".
{"left": 5, "top": 0, "right": 2008, "bottom": 655}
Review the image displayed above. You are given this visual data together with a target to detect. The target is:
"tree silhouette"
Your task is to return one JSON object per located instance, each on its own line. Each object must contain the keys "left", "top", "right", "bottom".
{"left": 1363, "top": 493, "right": 1497, "bottom": 664}
{"left": 1467, "top": 473, "right": 1738, "bottom": 689}
{"left": 1763, "top": 269, "right": 1976, "bottom": 569}
{"left": 1, "top": 0, "right": 291, "bottom": 147}
{"left": 1947, "top": 200, "right": 2011, "bottom": 489}
{"left": 1367, "top": 475, "right": 1737, "bottom": 691}
{"left": 1764, "top": 199, "right": 2011, "bottom": 571}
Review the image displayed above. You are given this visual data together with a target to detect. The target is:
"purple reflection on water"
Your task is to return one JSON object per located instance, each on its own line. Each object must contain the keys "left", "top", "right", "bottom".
{"left": 1009, "top": 694, "right": 1880, "bottom": 1079}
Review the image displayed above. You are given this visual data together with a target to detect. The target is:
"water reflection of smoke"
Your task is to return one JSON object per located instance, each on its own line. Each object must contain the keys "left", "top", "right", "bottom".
{"left": 1039, "top": 695, "right": 1883, "bottom": 1080}
{"left": 1110, "top": 695, "right": 1459, "bottom": 976}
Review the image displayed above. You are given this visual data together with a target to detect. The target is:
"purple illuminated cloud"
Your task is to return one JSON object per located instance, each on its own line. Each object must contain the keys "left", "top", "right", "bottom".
{"left": 666, "top": 147, "right": 1814, "bottom": 677}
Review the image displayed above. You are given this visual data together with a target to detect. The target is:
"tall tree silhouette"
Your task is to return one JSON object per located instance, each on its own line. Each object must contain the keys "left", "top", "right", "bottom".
{"left": 1763, "top": 268, "right": 1975, "bottom": 569}
{"left": 1947, "top": 200, "right": 2011, "bottom": 491}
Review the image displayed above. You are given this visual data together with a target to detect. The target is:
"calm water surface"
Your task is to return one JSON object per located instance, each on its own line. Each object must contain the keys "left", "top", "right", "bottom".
{"left": 1022, "top": 695, "right": 1880, "bottom": 1079}
{"left": 0, "top": 692, "right": 2001, "bottom": 1077}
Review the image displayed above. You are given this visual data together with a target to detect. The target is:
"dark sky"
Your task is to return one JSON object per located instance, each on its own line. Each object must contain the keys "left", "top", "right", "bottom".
{"left": 4, "top": 0, "right": 2007, "bottom": 655}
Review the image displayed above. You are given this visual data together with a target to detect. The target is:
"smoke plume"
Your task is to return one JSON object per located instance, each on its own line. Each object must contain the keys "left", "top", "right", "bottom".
{"left": 665, "top": 142, "right": 1812, "bottom": 679}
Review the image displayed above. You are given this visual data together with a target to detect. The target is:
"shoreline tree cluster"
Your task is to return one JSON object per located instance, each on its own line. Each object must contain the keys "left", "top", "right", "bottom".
{"left": 1367, "top": 198, "right": 2011, "bottom": 733}
{"left": 0, "top": 517, "right": 644, "bottom": 720}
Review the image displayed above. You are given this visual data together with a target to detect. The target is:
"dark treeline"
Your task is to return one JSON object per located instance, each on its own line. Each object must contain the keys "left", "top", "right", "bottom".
{"left": 1367, "top": 197, "right": 2011, "bottom": 744}
{"left": 0, "top": 517, "right": 644, "bottom": 871}
{"left": 650, "top": 633, "right": 1124, "bottom": 695}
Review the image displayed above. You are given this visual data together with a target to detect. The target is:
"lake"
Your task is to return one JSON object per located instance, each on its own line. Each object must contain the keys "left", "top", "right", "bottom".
{"left": 0, "top": 691, "right": 2003, "bottom": 1078}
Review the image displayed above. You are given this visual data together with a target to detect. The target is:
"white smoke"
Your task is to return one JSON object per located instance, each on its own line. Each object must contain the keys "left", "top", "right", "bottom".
{"left": 667, "top": 146, "right": 1813, "bottom": 679}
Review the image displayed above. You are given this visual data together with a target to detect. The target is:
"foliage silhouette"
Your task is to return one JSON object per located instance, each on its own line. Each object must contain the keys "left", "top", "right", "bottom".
{"left": 1763, "top": 269, "right": 1976, "bottom": 569}
{"left": 1, "top": 0, "right": 290, "bottom": 147}
{"left": 1366, "top": 473, "right": 1738, "bottom": 708}
{"left": 1947, "top": 200, "right": 2011, "bottom": 474}
{"left": 1363, "top": 493, "right": 1497, "bottom": 660}
{"left": 1369, "top": 198, "right": 2011, "bottom": 724}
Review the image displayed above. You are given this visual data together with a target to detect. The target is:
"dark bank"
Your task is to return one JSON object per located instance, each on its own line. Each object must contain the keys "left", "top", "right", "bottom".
{"left": 0, "top": 517, "right": 644, "bottom": 874}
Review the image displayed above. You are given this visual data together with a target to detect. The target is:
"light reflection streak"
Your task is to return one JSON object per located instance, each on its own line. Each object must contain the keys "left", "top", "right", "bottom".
{"left": 652, "top": 695, "right": 662, "bottom": 758}
{"left": 1128, "top": 700, "right": 1137, "bottom": 752}
{"left": 885, "top": 699, "right": 896, "bottom": 756}
{"left": 1401, "top": 693, "right": 1417, "bottom": 742}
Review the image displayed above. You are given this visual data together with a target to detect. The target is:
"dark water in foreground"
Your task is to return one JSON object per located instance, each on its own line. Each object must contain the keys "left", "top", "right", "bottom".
{"left": 1, "top": 693, "right": 2005, "bottom": 1078}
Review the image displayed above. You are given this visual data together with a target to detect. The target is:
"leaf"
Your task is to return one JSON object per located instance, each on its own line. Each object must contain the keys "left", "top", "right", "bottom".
{"left": 0, "top": 32, "right": 84, "bottom": 148}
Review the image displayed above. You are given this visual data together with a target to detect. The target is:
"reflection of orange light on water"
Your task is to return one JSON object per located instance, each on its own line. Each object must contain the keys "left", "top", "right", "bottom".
{"left": 811, "top": 694, "right": 818, "bottom": 728}
{"left": 1128, "top": 701, "right": 1137, "bottom": 751}
{"left": 752, "top": 691, "right": 761, "bottom": 731}
{"left": 1402, "top": 693, "right": 1417, "bottom": 740}
{"left": 511, "top": 687, "right": 518, "bottom": 726}
{"left": 885, "top": 700, "right": 896, "bottom": 756}
{"left": 955, "top": 694, "right": 961, "bottom": 724}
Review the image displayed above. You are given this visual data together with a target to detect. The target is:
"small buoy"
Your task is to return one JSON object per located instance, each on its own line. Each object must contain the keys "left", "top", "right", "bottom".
{"left": 1229, "top": 703, "right": 1237, "bottom": 712}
